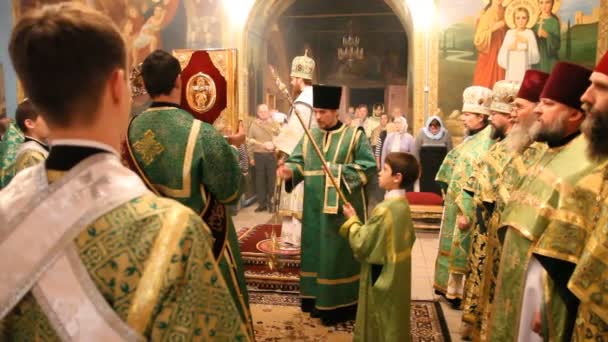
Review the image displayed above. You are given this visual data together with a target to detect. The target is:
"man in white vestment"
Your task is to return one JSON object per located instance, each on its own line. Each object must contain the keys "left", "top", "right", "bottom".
{"left": 274, "top": 50, "right": 316, "bottom": 247}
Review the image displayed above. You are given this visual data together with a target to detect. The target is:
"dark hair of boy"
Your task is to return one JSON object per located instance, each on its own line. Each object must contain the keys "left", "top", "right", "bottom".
{"left": 15, "top": 99, "right": 40, "bottom": 133}
{"left": 141, "top": 49, "right": 181, "bottom": 98}
{"left": 9, "top": 3, "right": 127, "bottom": 127}
{"left": 384, "top": 152, "right": 420, "bottom": 189}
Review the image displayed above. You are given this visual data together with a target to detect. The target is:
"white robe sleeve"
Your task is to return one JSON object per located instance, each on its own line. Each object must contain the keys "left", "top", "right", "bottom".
{"left": 498, "top": 29, "right": 514, "bottom": 70}
{"left": 526, "top": 29, "right": 540, "bottom": 66}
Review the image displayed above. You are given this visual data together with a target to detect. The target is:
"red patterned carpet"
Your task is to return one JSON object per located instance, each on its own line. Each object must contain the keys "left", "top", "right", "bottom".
{"left": 238, "top": 224, "right": 300, "bottom": 292}
{"left": 249, "top": 291, "right": 451, "bottom": 341}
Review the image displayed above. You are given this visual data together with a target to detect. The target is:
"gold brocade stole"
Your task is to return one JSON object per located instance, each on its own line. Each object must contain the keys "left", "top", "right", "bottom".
{"left": 305, "top": 125, "right": 361, "bottom": 214}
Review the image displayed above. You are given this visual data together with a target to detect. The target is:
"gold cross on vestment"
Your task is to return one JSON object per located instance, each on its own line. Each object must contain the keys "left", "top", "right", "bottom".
{"left": 133, "top": 130, "right": 165, "bottom": 166}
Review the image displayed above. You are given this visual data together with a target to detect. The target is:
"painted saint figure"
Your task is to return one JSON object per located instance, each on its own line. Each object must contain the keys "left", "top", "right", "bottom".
{"left": 498, "top": 6, "right": 540, "bottom": 82}
{"left": 532, "top": 0, "right": 561, "bottom": 73}
{"left": 472, "top": 0, "right": 507, "bottom": 88}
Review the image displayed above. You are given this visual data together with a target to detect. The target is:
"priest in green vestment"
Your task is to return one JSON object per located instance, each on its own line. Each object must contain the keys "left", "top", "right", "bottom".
{"left": 6, "top": 99, "right": 50, "bottom": 180}
{"left": 433, "top": 86, "right": 494, "bottom": 306}
{"left": 489, "top": 62, "right": 594, "bottom": 342}
{"left": 1, "top": 5, "right": 250, "bottom": 340}
{"left": 277, "top": 84, "right": 377, "bottom": 326}
{"left": 460, "top": 80, "right": 519, "bottom": 339}
{"left": 473, "top": 70, "right": 550, "bottom": 341}
{"left": 0, "top": 118, "right": 24, "bottom": 188}
{"left": 340, "top": 152, "right": 419, "bottom": 342}
{"left": 532, "top": 52, "right": 608, "bottom": 341}
{"left": 125, "top": 50, "right": 252, "bottom": 336}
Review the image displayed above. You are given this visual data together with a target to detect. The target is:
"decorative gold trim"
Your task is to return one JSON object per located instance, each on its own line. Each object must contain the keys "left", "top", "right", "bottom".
{"left": 132, "top": 130, "right": 165, "bottom": 166}
{"left": 542, "top": 269, "right": 555, "bottom": 341}
{"left": 172, "top": 50, "right": 195, "bottom": 71}
{"left": 323, "top": 163, "right": 341, "bottom": 214}
{"left": 153, "top": 120, "right": 201, "bottom": 197}
{"left": 300, "top": 271, "right": 318, "bottom": 277}
{"left": 331, "top": 126, "right": 348, "bottom": 163}
{"left": 224, "top": 244, "right": 255, "bottom": 338}
{"left": 125, "top": 122, "right": 161, "bottom": 196}
{"left": 186, "top": 72, "right": 217, "bottom": 114}
{"left": 303, "top": 170, "right": 325, "bottom": 176}
{"left": 315, "top": 300, "right": 358, "bottom": 310}
{"left": 316, "top": 274, "right": 360, "bottom": 285}
{"left": 126, "top": 208, "right": 191, "bottom": 333}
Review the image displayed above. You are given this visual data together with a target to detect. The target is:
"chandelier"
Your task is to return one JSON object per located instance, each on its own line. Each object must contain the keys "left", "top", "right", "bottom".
{"left": 337, "top": 22, "right": 364, "bottom": 65}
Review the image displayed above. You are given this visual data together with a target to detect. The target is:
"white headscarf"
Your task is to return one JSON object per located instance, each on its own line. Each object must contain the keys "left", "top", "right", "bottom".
{"left": 393, "top": 116, "right": 408, "bottom": 135}
{"left": 422, "top": 115, "right": 447, "bottom": 140}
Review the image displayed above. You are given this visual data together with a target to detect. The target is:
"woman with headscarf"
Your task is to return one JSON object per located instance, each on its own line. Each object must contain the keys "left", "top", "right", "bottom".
{"left": 414, "top": 116, "right": 453, "bottom": 194}
{"left": 379, "top": 117, "right": 415, "bottom": 191}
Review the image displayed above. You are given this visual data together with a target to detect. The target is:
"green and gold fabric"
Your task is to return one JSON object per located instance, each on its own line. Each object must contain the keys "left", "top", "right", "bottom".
{"left": 126, "top": 105, "right": 252, "bottom": 336}
{"left": 461, "top": 138, "right": 509, "bottom": 334}
{"left": 489, "top": 135, "right": 596, "bottom": 342}
{"left": 474, "top": 141, "right": 547, "bottom": 340}
{"left": 0, "top": 122, "right": 25, "bottom": 188}
{"left": 339, "top": 195, "right": 415, "bottom": 342}
{"left": 533, "top": 160, "right": 608, "bottom": 340}
{"left": 433, "top": 144, "right": 462, "bottom": 294}
{"left": 1, "top": 159, "right": 250, "bottom": 341}
{"left": 285, "top": 124, "right": 376, "bottom": 311}
{"left": 433, "top": 125, "right": 494, "bottom": 296}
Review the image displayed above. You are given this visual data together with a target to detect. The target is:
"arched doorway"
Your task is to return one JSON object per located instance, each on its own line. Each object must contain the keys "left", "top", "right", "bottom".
{"left": 241, "top": 0, "right": 415, "bottom": 126}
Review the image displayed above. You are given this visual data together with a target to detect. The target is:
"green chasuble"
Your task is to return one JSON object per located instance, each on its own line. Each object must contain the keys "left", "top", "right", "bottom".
{"left": 489, "top": 135, "right": 596, "bottom": 342}
{"left": 461, "top": 138, "right": 509, "bottom": 333}
{"left": 473, "top": 142, "right": 547, "bottom": 340}
{"left": 0, "top": 122, "right": 25, "bottom": 188}
{"left": 433, "top": 144, "right": 461, "bottom": 293}
{"left": 285, "top": 124, "right": 377, "bottom": 311}
{"left": 533, "top": 160, "right": 608, "bottom": 341}
{"left": 126, "top": 106, "right": 252, "bottom": 336}
{"left": 339, "top": 196, "right": 415, "bottom": 342}
{"left": 2, "top": 187, "right": 250, "bottom": 341}
{"left": 433, "top": 125, "right": 494, "bottom": 296}
{"left": 2, "top": 142, "right": 49, "bottom": 185}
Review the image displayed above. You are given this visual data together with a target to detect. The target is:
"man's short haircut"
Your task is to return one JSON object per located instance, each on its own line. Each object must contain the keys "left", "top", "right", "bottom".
{"left": 141, "top": 50, "right": 182, "bottom": 98}
{"left": 15, "top": 99, "right": 40, "bottom": 133}
{"left": 357, "top": 104, "right": 368, "bottom": 110}
{"left": 384, "top": 152, "right": 420, "bottom": 189}
{"left": 9, "top": 3, "right": 127, "bottom": 127}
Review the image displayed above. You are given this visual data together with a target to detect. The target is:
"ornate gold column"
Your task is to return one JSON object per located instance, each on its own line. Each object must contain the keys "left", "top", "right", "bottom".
{"left": 598, "top": 0, "right": 608, "bottom": 60}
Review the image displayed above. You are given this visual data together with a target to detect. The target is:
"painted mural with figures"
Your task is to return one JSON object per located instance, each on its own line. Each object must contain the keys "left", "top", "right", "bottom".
{"left": 13, "top": 0, "right": 225, "bottom": 66}
{"left": 438, "top": 0, "right": 600, "bottom": 137}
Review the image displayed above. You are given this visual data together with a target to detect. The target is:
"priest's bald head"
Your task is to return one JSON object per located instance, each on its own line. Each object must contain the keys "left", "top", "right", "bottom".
{"left": 581, "top": 51, "right": 608, "bottom": 160}
{"left": 530, "top": 62, "right": 591, "bottom": 147}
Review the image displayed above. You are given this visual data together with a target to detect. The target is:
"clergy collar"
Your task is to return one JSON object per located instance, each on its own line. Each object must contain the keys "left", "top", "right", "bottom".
{"left": 24, "top": 136, "right": 49, "bottom": 151}
{"left": 150, "top": 101, "right": 179, "bottom": 108}
{"left": 546, "top": 130, "right": 580, "bottom": 148}
{"left": 385, "top": 189, "right": 406, "bottom": 200}
{"left": 467, "top": 124, "right": 488, "bottom": 137}
{"left": 46, "top": 139, "right": 115, "bottom": 172}
{"left": 322, "top": 120, "right": 343, "bottom": 132}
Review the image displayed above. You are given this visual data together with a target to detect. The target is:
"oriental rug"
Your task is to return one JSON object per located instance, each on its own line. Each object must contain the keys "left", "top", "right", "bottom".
{"left": 249, "top": 291, "right": 451, "bottom": 341}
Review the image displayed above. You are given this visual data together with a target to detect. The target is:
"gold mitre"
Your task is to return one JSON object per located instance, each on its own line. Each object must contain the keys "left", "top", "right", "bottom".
{"left": 490, "top": 80, "right": 521, "bottom": 114}
{"left": 291, "top": 49, "right": 315, "bottom": 80}
{"left": 462, "top": 86, "right": 492, "bottom": 116}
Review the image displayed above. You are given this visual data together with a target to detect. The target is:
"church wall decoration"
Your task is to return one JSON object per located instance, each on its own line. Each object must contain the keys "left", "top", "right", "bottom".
{"left": 437, "top": 0, "right": 601, "bottom": 138}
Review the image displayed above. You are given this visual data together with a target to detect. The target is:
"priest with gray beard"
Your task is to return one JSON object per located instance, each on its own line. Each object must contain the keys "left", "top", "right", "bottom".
{"left": 467, "top": 70, "right": 550, "bottom": 341}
